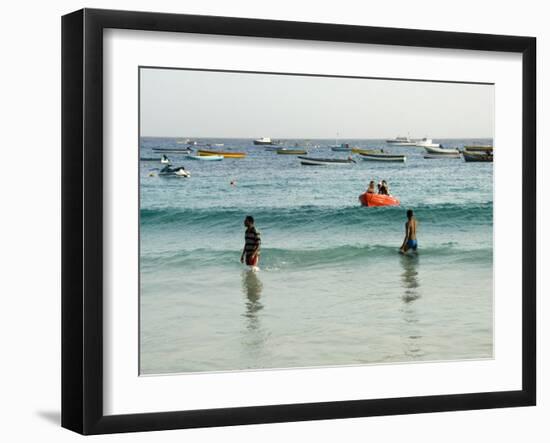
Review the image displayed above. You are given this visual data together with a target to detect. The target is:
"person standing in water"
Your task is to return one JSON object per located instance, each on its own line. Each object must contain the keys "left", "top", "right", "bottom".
{"left": 400, "top": 209, "right": 418, "bottom": 254}
{"left": 241, "top": 215, "right": 261, "bottom": 267}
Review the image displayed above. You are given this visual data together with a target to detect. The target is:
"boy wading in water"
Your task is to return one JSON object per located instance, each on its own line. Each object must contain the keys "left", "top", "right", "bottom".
{"left": 241, "top": 215, "right": 261, "bottom": 269}
{"left": 400, "top": 209, "right": 418, "bottom": 254}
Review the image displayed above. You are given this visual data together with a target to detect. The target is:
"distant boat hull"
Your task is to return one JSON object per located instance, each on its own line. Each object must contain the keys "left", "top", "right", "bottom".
{"left": 386, "top": 142, "right": 416, "bottom": 146}
{"left": 277, "top": 149, "right": 308, "bottom": 155}
{"left": 360, "top": 153, "right": 406, "bottom": 162}
{"left": 463, "top": 151, "right": 493, "bottom": 162}
{"left": 188, "top": 155, "right": 223, "bottom": 161}
{"left": 331, "top": 143, "right": 353, "bottom": 152}
{"left": 424, "top": 146, "right": 459, "bottom": 155}
{"left": 424, "top": 153, "right": 461, "bottom": 159}
{"left": 359, "top": 192, "right": 400, "bottom": 207}
{"left": 351, "top": 148, "right": 381, "bottom": 154}
{"left": 198, "top": 150, "right": 246, "bottom": 158}
{"left": 386, "top": 137, "right": 416, "bottom": 145}
{"left": 177, "top": 139, "right": 197, "bottom": 145}
{"left": 416, "top": 143, "right": 441, "bottom": 148}
{"left": 463, "top": 145, "right": 493, "bottom": 152}
{"left": 331, "top": 147, "right": 352, "bottom": 152}
{"left": 152, "top": 148, "right": 192, "bottom": 154}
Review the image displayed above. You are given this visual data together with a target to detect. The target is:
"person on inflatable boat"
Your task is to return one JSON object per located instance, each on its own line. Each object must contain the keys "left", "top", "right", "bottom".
{"left": 378, "top": 180, "right": 390, "bottom": 195}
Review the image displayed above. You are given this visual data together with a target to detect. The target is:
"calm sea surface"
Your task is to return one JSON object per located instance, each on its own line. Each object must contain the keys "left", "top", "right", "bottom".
{"left": 139, "top": 137, "right": 493, "bottom": 374}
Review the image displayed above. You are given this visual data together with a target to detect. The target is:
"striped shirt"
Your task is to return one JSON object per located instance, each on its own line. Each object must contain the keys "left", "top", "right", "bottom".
{"left": 244, "top": 226, "right": 261, "bottom": 255}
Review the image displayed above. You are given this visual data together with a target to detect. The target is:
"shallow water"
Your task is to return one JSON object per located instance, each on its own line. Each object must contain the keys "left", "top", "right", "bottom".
{"left": 139, "top": 137, "right": 493, "bottom": 374}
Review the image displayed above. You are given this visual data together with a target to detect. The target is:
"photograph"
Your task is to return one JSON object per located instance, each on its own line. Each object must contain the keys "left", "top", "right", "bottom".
{"left": 138, "top": 67, "right": 494, "bottom": 375}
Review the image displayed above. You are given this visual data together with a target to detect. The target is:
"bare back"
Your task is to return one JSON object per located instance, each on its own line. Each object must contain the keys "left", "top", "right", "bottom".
{"left": 407, "top": 218, "right": 417, "bottom": 240}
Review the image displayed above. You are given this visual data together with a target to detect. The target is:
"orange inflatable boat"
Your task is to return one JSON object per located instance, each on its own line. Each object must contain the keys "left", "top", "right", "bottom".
{"left": 359, "top": 192, "right": 400, "bottom": 207}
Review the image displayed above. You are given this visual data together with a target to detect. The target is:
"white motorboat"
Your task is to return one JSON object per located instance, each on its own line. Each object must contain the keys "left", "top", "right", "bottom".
{"left": 254, "top": 137, "right": 277, "bottom": 145}
{"left": 385, "top": 136, "right": 417, "bottom": 146}
{"left": 176, "top": 139, "right": 197, "bottom": 145}
{"left": 415, "top": 138, "right": 441, "bottom": 148}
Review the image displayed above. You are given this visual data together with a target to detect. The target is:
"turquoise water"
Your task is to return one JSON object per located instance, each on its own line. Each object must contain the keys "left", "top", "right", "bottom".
{"left": 140, "top": 137, "right": 493, "bottom": 374}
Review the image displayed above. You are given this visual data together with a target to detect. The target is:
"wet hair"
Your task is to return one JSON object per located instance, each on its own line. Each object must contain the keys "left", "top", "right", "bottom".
{"left": 245, "top": 215, "right": 254, "bottom": 224}
{"left": 407, "top": 209, "right": 414, "bottom": 219}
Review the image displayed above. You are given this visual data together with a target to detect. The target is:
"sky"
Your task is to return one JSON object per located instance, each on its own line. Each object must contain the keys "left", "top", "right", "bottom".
{"left": 140, "top": 68, "right": 494, "bottom": 139}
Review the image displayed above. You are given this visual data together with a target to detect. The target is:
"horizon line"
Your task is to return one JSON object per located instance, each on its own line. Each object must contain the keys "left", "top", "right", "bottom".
{"left": 139, "top": 135, "right": 494, "bottom": 140}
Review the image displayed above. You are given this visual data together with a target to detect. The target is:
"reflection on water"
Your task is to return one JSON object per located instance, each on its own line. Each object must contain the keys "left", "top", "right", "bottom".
{"left": 240, "top": 270, "right": 268, "bottom": 364}
{"left": 399, "top": 254, "right": 425, "bottom": 359}
{"left": 400, "top": 254, "right": 421, "bottom": 303}
{"left": 241, "top": 270, "right": 264, "bottom": 331}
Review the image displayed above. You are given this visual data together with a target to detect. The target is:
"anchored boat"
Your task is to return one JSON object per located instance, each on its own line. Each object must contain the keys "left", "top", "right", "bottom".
{"left": 298, "top": 156, "right": 355, "bottom": 166}
{"left": 385, "top": 136, "right": 417, "bottom": 146}
{"left": 253, "top": 137, "right": 278, "bottom": 145}
{"left": 463, "top": 151, "right": 493, "bottom": 162}
{"left": 359, "top": 152, "right": 406, "bottom": 162}
{"left": 424, "top": 145, "right": 459, "bottom": 155}
{"left": 463, "top": 145, "right": 493, "bottom": 152}
{"left": 277, "top": 148, "right": 308, "bottom": 155}
{"left": 188, "top": 154, "right": 223, "bottom": 161}
{"left": 331, "top": 143, "right": 353, "bottom": 152}
{"left": 359, "top": 192, "right": 400, "bottom": 207}
{"left": 176, "top": 138, "right": 197, "bottom": 145}
{"left": 424, "top": 153, "right": 461, "bottom": 159}
{"left": 415, "top": 138, "right": 441, "bottom": 148}
{"left": 152, "top": 147, "right": 193, "bottom": 154}
{"left": 351, "top": 148, "right": 382, "bottom": 155}
{"left": 198, "top": 150, "right": 246, "bottom": 158}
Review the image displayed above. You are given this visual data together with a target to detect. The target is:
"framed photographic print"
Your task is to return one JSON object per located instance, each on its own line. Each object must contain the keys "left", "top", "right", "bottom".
{"left": 61, "top": 8, "right": 536, "bottom": 435}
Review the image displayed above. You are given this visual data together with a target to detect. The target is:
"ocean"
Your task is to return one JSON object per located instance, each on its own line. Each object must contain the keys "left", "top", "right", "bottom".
{"left": 139, "top": 137, "right": 493, "bottom": 374}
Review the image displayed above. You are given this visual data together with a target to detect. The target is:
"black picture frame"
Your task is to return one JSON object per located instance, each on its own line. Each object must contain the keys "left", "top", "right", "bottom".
{"left": 62, "top": 8, "right": 536, "bottom": 435}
